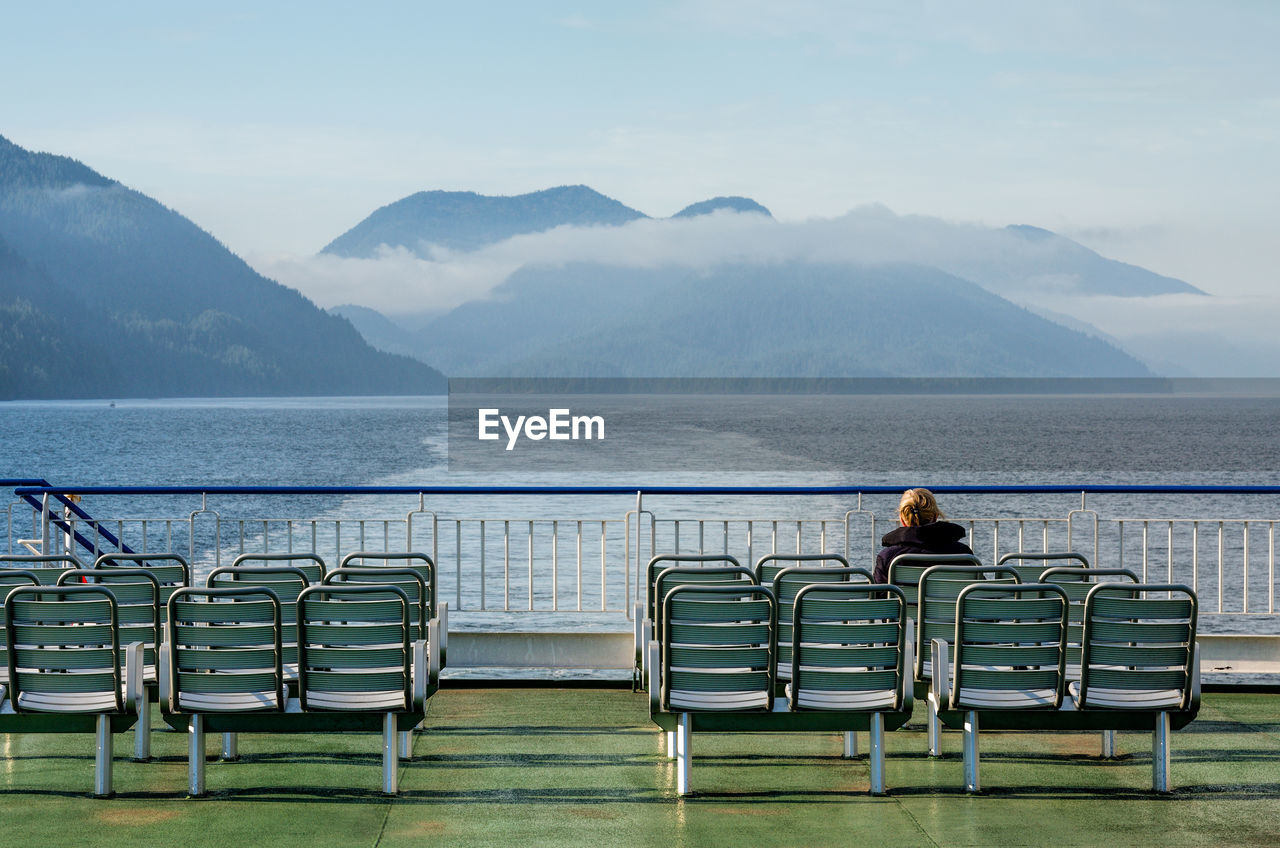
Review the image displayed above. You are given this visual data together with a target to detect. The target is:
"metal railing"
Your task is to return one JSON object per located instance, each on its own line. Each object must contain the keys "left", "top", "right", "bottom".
{"left": 5, "top": 483, "right": 1279, "bottom": 623}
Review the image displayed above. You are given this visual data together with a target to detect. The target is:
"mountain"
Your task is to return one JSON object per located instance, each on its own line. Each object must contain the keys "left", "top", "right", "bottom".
{"left": 328, "top": 304, "right": 426, "bottom": 360}
{"left": 967, "top": 224, "right": 1204, "bottom": 298}
{"left": 0, "top": 135, "right": 444, "bottom": 399}
{"left": 673, "top": 197, "right": 772, "bottom": 218}
{"left": 403, "top": 261, "right": 1152, "bottom": 377}
{"left": 321, "top": 185, "right": 647, "bottom": 258}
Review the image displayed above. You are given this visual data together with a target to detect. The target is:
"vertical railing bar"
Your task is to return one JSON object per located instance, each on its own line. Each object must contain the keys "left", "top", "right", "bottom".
{"left": 771, "top": 520, "right": 778, "bottom": 555}
{"left": 310, "top": 522, "right": 317, "bottom": 560}
{"left": 1270, "top": 521, "right": 1275, "bottom": 615}
{"left": 820, "top": 520, "right": 827, "bottom": 555}
{"left": 1243, "top": 521, "right": 1250, "bottom": 614}
{"left": 504, "top": 520, "right": 510, "bottom": 612}
{"left": 384, "top": 520, "right": 390, "bottom": 552}
{"left": 698, "top": 521, "right": 704, "bottom": 556}
{"left": 746, "top": 521, "right": 754, "bottom": 572}
{"left": 794, "top": 520, "right": 801, "bottom": 556}
{"left": 1141, "top": 520, "right": 1149, "bottom": 582}
{"left": 1167, "top": 521, "right": 1174, "bottom": 585}
{"left": 723, "top": 520, "right": 729, "bottom": 556}
{"left": 1118, "top": 522, "right": 1124, "bottom": 572}
{"left": 528, "top": 520, "right": 534, "bottom": 612}
{"left": 286, "top": 520, "right": 294, "bottom": 554}
{"left": 359, "top": 519, "right": 366, "bottom": 553}
{"left": 1217, "top": 521, "right": 1224, "bottom": 614}
{"left": 576, "top": 520, "right": 584, "bottom": 613}
{"left": 477, "top": 519, "right": 484, "bottom": 611}
{"left": 1042, "top": 520, "right": 1048, "bottom": 552}
{"left": 600, "top": 521, "right": 607, "bottom": 613}
{"left": 552, "top": 520, "right": 560, "bottom": 612}
{"left": 1192, "top": 521, "right": 1199, "bottom": 597}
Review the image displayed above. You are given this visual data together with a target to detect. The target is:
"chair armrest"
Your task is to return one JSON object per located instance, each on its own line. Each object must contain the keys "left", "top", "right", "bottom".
{"left": 633, "top": 603, "right": 644, "bottom": 656}
{"left": 158, "top": 639, "right": 172, "bottom": 711}
{"left": 437, "top": 602, "right": 448, "bottom": 667}
{"left": 1188, "top": 641, "right": 1202, "bottom": 713}
{"left": 429, "top": 615, "right": 443, "bottom": 683}
{"left": 900, "top": 626, "right": 916, "bottom": 711}
{"left": 931, "top": 638, "right": 950, "bottom": 709}
{"left": 648, "top": 639, "right": 661, "bottom": 714}
{"left": 411, "top": 638, "right": 430, "bottom": 710}
{"left": 123, "top": 641, "right": 144, "bottom": 716}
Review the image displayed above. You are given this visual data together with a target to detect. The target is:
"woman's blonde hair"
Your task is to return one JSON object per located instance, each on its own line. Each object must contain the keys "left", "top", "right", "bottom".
{"left": 898, "top": 488, "right": 942, "bottom": 526}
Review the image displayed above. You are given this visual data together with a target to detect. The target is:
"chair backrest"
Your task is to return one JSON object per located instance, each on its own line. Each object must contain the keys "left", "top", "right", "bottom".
{"left": 95, "top": 553, "right": 190, "bottom": 614}
{"left": 754, "top": 553, "right": 850, "bottom": 586}
{"left": 660, "top": 584, "right": 776, "bottom": 713}
{"left": 0, "top": 570, "right": 41, "bottom": 671}
{"left": 950, "top": 583, "right": 1068, "bottom": 710}
{"left": 1078, "top": 583, "right": 1198, "bottom": 712}
{"left": 916, "top": 564, "right": 1019, "bottom": 681}
{"left": 772, "top": 566, "right": 873, "bottom": 680}
{"left": 887, "top": 553, "right": 983, "bottom": 620}
{"left": 1039, "top": 567, "right": 1140, "bottom": 676}
{"left": 166, "top": 586, "right": 284, "bottom": 713}
{"left": 653, "top": 566, "right": 756, "bottom": 640}
{"left": 0, "top": 554, "right": 83, "bottom": 585}
{"left": 59, "top": 568, "right": 160, "bottom": 670}
{"left": 324, "top": 567, "right": 428, "bottom": 641}
{"left": 790, "top": 583, "right": 908, "bottom": 712}
{"left": 298, "top": 583, "right": 413, "bottom": 712}
{"left": 996, "top": 551, "right": 1091, "bottom": 584}
{"left": 4, "top": 584, "right": 124, "bottom": 713}
{"left": 339, "top": 551, "right": 436, "bottom": 618}
{"left": 208, "top": 566, "right": 312, "bottom": 668}
{"left": 645, "top": 555, "right": 741, "bottom": 622}
{"left": 230, "top": 553, "right": 325, "bottom": 584}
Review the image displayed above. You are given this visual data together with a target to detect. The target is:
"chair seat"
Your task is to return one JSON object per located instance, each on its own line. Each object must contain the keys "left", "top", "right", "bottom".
{"left": 668, "top": 689, "right": 769, "bottom": 711}
{"left": 953, "top": 687, "right": 1059, "bottom": 709}
{"left": 303, "top": 690, "right": 408, "bottom": 711}
{"left": 16, "top": 690, "right": 122, "bottom": 713}
{"left": 787, "top": 685, "right": 897, "bottom": 711}
{"left": 1068, "top": 680, "right": 1185, "bottom": 710}
{"left": 178, "top": 691, "right": 280, "bottom": 712}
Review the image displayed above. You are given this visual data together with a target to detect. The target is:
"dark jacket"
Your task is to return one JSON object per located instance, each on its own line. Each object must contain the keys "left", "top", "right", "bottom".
{"left": 874, "top": 521, "right": 973, "bottom": 584}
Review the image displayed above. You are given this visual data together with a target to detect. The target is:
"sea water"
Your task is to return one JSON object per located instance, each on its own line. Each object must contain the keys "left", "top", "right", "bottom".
{"left": 3, "top": 394, "right": 1279, "bottom": 637}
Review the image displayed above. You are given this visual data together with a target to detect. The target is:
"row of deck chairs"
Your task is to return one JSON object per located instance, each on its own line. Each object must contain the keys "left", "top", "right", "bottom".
{"left": 0, "top": 550, "right": 446, "bottom": 797}
{"left": 642, "top": 551, "right": 1200, "bottom": 796}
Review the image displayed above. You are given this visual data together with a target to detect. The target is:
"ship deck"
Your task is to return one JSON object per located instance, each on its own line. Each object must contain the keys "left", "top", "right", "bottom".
{"left": 2, "top": 685, "right": 1277, "bottom": 847}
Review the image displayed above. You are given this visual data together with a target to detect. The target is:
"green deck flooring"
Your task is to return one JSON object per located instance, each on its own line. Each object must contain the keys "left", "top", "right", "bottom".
{"left": 0, "top": 688, "right": 1277, "bottom": 847}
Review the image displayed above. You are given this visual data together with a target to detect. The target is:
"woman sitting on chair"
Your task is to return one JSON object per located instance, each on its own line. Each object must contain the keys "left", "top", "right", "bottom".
{"left": 874, "top": 487, "right": 973, "bottom": 584}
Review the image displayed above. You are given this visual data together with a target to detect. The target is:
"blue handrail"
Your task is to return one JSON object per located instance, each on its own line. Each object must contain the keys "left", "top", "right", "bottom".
{"left": 3, "top": 478, "right": 135, "bottom": 556}
{"left": 13, "top": 484, "right": 1280, "bottom": 496}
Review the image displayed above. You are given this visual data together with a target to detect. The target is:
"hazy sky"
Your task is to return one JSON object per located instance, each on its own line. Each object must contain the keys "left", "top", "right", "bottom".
{"left": 3, "top": 1, "right": 1278, "bottom": 297}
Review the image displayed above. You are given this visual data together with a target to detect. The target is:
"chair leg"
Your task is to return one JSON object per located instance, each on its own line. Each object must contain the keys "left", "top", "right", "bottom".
{"left": 675, "top": 713, "right": 692, "bottom": 796}
{"left": 666, "top": 730, "right": 676, "bottom": 759}
{"left": 221, "top": 731, "right": 238, "bottom": 761}
{"left": 843, "top": 730, "right": 858, "bottom": 758}
{"left": 963, "top": 711, "right": 980, "bottom": 793}
{"left": 1152, "top": 712, "right": 1171, "bottom": 793}
{"left": 382, "top": 712, "right": 398, "bottom": 795}
{"left": 927, "top": 695, "right": 942, "bottom": 757}
{"left": 189, "top": 714, "right": 206, "bottom": 797}
{"left": 869, "top": 714, "right": 886, "bottom": 796}
{"left": 1101, "top": 729, "right": 1117, "bottom": 758}
{"left": 399, "top": 729, "right": 413, "bottom": 760}
{"left": 94, "top": 714, "right": 114, "bottom": 798}
{"left": 134, "top": 701, "right": 151, "bottom": 762}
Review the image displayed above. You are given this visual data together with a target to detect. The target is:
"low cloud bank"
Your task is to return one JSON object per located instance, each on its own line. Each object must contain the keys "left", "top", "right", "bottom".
{"left": 249, "top": 207, "right": 1278, "bottom": 376}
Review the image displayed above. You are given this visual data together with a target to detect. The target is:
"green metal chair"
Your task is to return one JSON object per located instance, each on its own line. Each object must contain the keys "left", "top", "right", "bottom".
{"left": 754, "top": 552, "right": 850, "bottom": 587}
{"left": 995, "top": 550, "right": 1090, "bottom": 584}
{"left": 1039, "top": 566, "right": 1141, "bottom": 757}
{"left": 338, "top": 551, "right": 445, "bottom": 667}
{"left": 636, "top": 554, "right": 744, "bottom": 690}
{"left": 789, "top": 582, "right": 914, "bottom": 794}
{"left": 651, "top": 582, "right": 776, "bottom": 795}
{"left": 0, "top": 569, "right": 42, "bottom": 688}
{"left": 914, "top": 562, "right": 1020, "bottom": 756}
{"left": 1, "top": 584, "right": 144, "bottom": 797}
{"left": 58, "top": 568, "right": 160, "bottom": 761}
{"left": 0, "top": 553, "right": 84, "bottom": 584}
